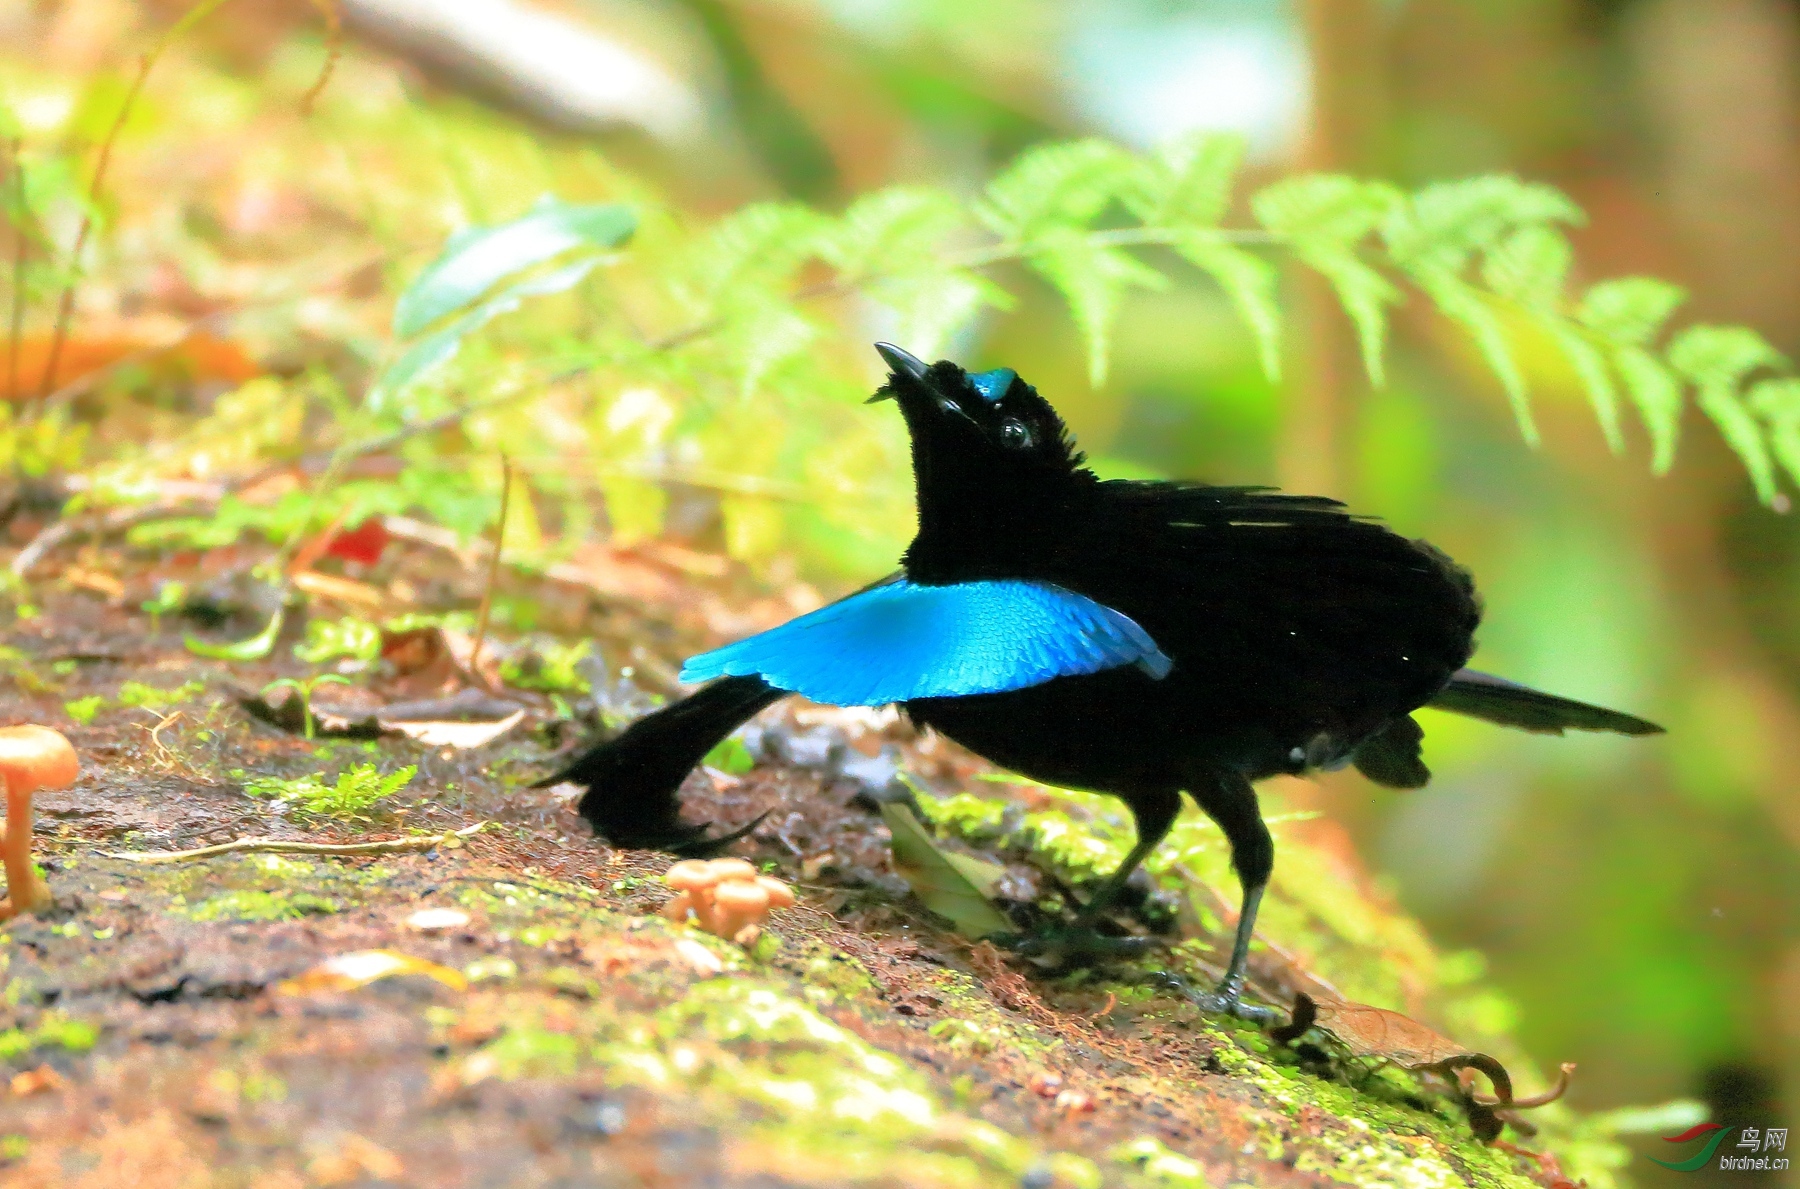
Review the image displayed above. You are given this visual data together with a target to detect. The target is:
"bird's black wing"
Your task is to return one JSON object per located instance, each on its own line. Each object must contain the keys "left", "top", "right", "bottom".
{"left": 1051, "top": 482, "right": 1482, "bottom": 748}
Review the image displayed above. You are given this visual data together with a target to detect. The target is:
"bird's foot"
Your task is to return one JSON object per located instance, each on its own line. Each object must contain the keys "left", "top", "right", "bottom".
{"left": 990, "top": 922, "right": 1164, "bottom": 967}
{"left": 1152, "top": 972, "right": 1279, "bottom": 1024}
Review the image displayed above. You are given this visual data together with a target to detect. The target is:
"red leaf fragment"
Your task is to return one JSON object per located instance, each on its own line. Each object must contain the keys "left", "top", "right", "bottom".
{"left": 326, "top": 518, "right": 391, "bottom": 565}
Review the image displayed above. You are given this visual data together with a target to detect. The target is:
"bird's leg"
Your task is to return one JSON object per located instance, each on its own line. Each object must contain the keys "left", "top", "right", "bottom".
{"left": 997, "top": 786, "right": 1180, "bottom": 963}
{"left": 1169, "top": 769, "right": 1278, "bottom": 1023}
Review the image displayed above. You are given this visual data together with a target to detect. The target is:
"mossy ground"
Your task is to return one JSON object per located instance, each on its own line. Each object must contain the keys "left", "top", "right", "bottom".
{"left": 0, "top": 588, "right": 1631, "bottom": 1188}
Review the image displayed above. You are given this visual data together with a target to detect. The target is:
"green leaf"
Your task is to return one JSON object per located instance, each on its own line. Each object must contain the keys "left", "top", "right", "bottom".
{"left": 976, "top": 139, "right": 1142, "bottom": 243}
{"left": 826, "top": 187, "right": 967, "bottom": 280}
{"left": 1416, "top": 268, "right": 1535, "bottom": 444}
{"left": 1252, "top": 174, "right": 1402, "bottom": 246}
{"left": 1384, "top": 176, "right": 1582, "bottom": 275}
{"left": 186, "top": 609, "right": 285, "bottom": 661}
{"left": 1252, "top": 175, "right": 1403, "bottom": 385}
{"left": 686, "top": 202, "right": 833, "bottom": 312}
{"left": 1026, "top": 230, "right": 1169, "bottom": 386}
{"left": 371, "top": 258, "right": 599, "bottom": 413}
{"left": 1309, "top": 251, "right": 1400, "bottom": 388}
{"left": 1126, "top": 132, "right": 1246, "bottom": 228}
{"left": 702, "top": 736, "right": 756, "bottom": 776}
{"left": 1482, "top": 225, "right": 1571, "bottom": 312}
{"left": 1546, "top": 322, "right": 1623, "bottom": 454}
{"left": 879, "top": 801, "right": 1011, "bottom": 939}
{"left": 393, "top": 199, "right": 634, "bottom": 337}
{"left": 727, "top": 303, "right": 819, "bottom": 397}
{"left": 1172, "top": 233, "right": 1281, "bottom": 381}
{"left": 1669, "top": 325, "right": 1788, "bottom": 503}
{"left": 1748, "top": 377, "right": 1800, "bottom": 489}
{"left": 1613, "top": 348, "right": 1684, "bottom": 475}
{"left": 1577, "top": 277, "right": 1686, "bottom": 347}
{"left": 871, "top": 270, "right": 1013, "bottom": 362}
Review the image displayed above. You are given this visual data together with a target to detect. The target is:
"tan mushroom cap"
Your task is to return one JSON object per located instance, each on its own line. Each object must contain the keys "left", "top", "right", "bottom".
{"left": 712, "top": 880, "right": 770, "bottom": 914}
{"left": 663, "top": 860, "right": 718, "bottom": 890}
{"left": 0, "top": 725, "right": 77, "bottom": 793}
{"left": 704, "top": 858, "right": 758, "bottom": 882}
{"left": 754, "top": 876, "right": 796, "bottom": 908}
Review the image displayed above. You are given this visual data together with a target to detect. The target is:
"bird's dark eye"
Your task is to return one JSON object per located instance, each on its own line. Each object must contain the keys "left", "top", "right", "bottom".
{"left": 999, "top": 419, "right": 1033, "bottom": 449}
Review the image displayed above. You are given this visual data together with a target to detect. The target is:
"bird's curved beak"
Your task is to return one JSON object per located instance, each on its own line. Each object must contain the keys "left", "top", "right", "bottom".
{"left": 868, "top": 342, "right": 928, "bottom": 402}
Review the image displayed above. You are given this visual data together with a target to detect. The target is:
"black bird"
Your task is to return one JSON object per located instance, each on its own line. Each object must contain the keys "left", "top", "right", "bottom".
{"left": 545, "top": 343, "right": 1663, "bottom": 1019}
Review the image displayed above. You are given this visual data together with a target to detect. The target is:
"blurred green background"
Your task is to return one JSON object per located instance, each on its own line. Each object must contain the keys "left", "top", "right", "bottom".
{"left": 1, "top": 1, "right": 1796, "bottom": 1181}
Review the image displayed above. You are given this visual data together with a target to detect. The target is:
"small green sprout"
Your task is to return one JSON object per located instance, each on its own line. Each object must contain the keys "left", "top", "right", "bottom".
{"left": 140, "top": 580, "right": 186, "bottom": 633}
{"left": 293, "top": 616, "right": 381, "bottom": 665}
{"left": 243, "top": 762, "right": 417, "bottom": 820}
{"left": 117, "top": 680, "right": 205, "bottom": 712}
{"left": 260, "top": 673, "right": 353, "bottom": 740}
{"left": 63, "top": 695, "right": 104, "bottom": 724}
{"left": 500, "top": 638, "right": 594, "bottom": 693}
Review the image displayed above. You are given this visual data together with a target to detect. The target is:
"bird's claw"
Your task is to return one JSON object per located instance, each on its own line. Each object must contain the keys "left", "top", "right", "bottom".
{"left": 989, "top": 924, "right": 1164, "bottom": 967}
{"left": 1152, "top": 972, "right": 1279, "bottom": 1024}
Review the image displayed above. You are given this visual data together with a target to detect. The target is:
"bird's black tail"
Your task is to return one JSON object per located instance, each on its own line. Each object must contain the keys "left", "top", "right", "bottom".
{"left": 536, "top": 675, "right": 786, "bottom": 854}
{"left": 1427, "top": 669, "right": 1664, "bottom": 736}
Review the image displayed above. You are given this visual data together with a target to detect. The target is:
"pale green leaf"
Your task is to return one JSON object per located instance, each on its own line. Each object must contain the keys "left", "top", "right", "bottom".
{"left": 186, "top": 609, "right": 284, "bottom": 662}
{"left": 1308, "top": 250, "right": 1401, "bottom": 388}
{"left": 826, "top": 187, "right": 967, "bottom": 280}
{"left": 879, "top": 801, "right": 1011, "bottom": 938}
{"left": 1126, "top": 131, "right": 1246, "bottom": 227}
{"left": 393, "top": 200, "right": 633, "bottom": 336}
{"left": 1172, "top": 233, "right": 1281, "bottom": 381}
{"left": 975, "top": 139, "right": 1141, "bottom": 243}
{"left": 1699, "top": 388, "right": 1776, "bottom": 504}
{"left": 1418, "top": 268, "right": 1535, "bottom": 444}
{"left": 728, "top": 303, "right": 820, "bottom": 397}
{"left": 1577, "top": 277, "right": 1687, "bottom": 347}
{"left": 686, "top": 202, "right": 834, "bottom": 312}
{"left": 873, "top": 270, "right": 1013, "bottom": 361}
{"left": 1027, "top": 231, "right": 1169, "bottom": 386}
{"left": 1748, "top": 377, "right": 1800, "bottom": 489}
{"left": 1669, "top": 325, "right": 1787, "bottom": 503}
{"left": 1384, "top": 176, "right": 1582, "bottom": 275}
{"left": 371, "top": 258, "right": 599, "bottom": 414}
{"left": 1252, "top": 174, "right": 1402, "bottom": 245}
{"left": 1771, "top": 420, "right": 1800, "bottom": 494}
{"left": 1667, "top": 324, "right": 1785, "bottom": 389}
{"left": 1614, "top": 348, "right": 1683, "bottom": 474}
{"left": 1546, "top": 322, "right": 1623, "bottom": 454}
{"left": 1482, "top": 225, "right": 1571, "bottom": 312}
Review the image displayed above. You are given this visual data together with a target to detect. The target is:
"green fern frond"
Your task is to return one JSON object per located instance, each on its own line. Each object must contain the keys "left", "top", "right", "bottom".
{"left": 1669, "top": 325, "right": 1787, "bottom": 503}
{"left": 975, "top": 139, "right": 1141, "bottom": 244}
{"left": 1027, "top": 230, "right": 1169, "bottom": 386}
{"left": 1125, "top": 132, "right": 1246, "bottom": 229}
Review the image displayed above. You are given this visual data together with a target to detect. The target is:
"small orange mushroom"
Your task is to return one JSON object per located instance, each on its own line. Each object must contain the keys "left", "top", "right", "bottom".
{"left": 659, "top": 858, "right": 795, "bottom": 946}
{"left": 0, "top": 725, "right": 78, "bottom": 921}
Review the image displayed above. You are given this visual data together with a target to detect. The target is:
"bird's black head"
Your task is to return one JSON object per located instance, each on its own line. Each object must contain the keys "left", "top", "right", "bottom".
{"left": 871, "top": 343, "right": 1095, "bottom": 581}
{"left": 872, "top": 342, "right": 1083, "bottom": 478}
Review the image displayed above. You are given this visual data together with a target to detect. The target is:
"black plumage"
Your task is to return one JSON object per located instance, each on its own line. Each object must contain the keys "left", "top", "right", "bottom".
{"left": 545, "top": 343, "right": 1662, "bottom": 1018}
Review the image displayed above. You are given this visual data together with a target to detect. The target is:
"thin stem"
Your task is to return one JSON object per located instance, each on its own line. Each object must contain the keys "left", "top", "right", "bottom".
{"left": 299, "top": 0, "right": 343, "bottom": 115}
{"left": 36, "top": 55, "right": 152, "bottom": 399}
{"left": 35, "top": 0, "right": 236, "bottom": 401}
{"left": 467, "top": 454, "right": 511, "bottom": 683}
{"left": 6, "top": 137, "right": 25, "bottom": 402}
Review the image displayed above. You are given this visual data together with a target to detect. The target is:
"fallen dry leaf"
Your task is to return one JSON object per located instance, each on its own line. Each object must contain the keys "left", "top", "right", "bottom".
{"left": 406, "top": 907, "right": 472, "bottom": 932}
{"left": 307, "top": 1133, "right": 404, "bottom": 1185}
{"left": 1274, "top": 992, "right": 1572, "bottom": 1141}
{"left": 277, "top": 949, "right": 468, "bottom": 995}
{"left": 10, "top": 1064, "right": 65, "bottom": 1096}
